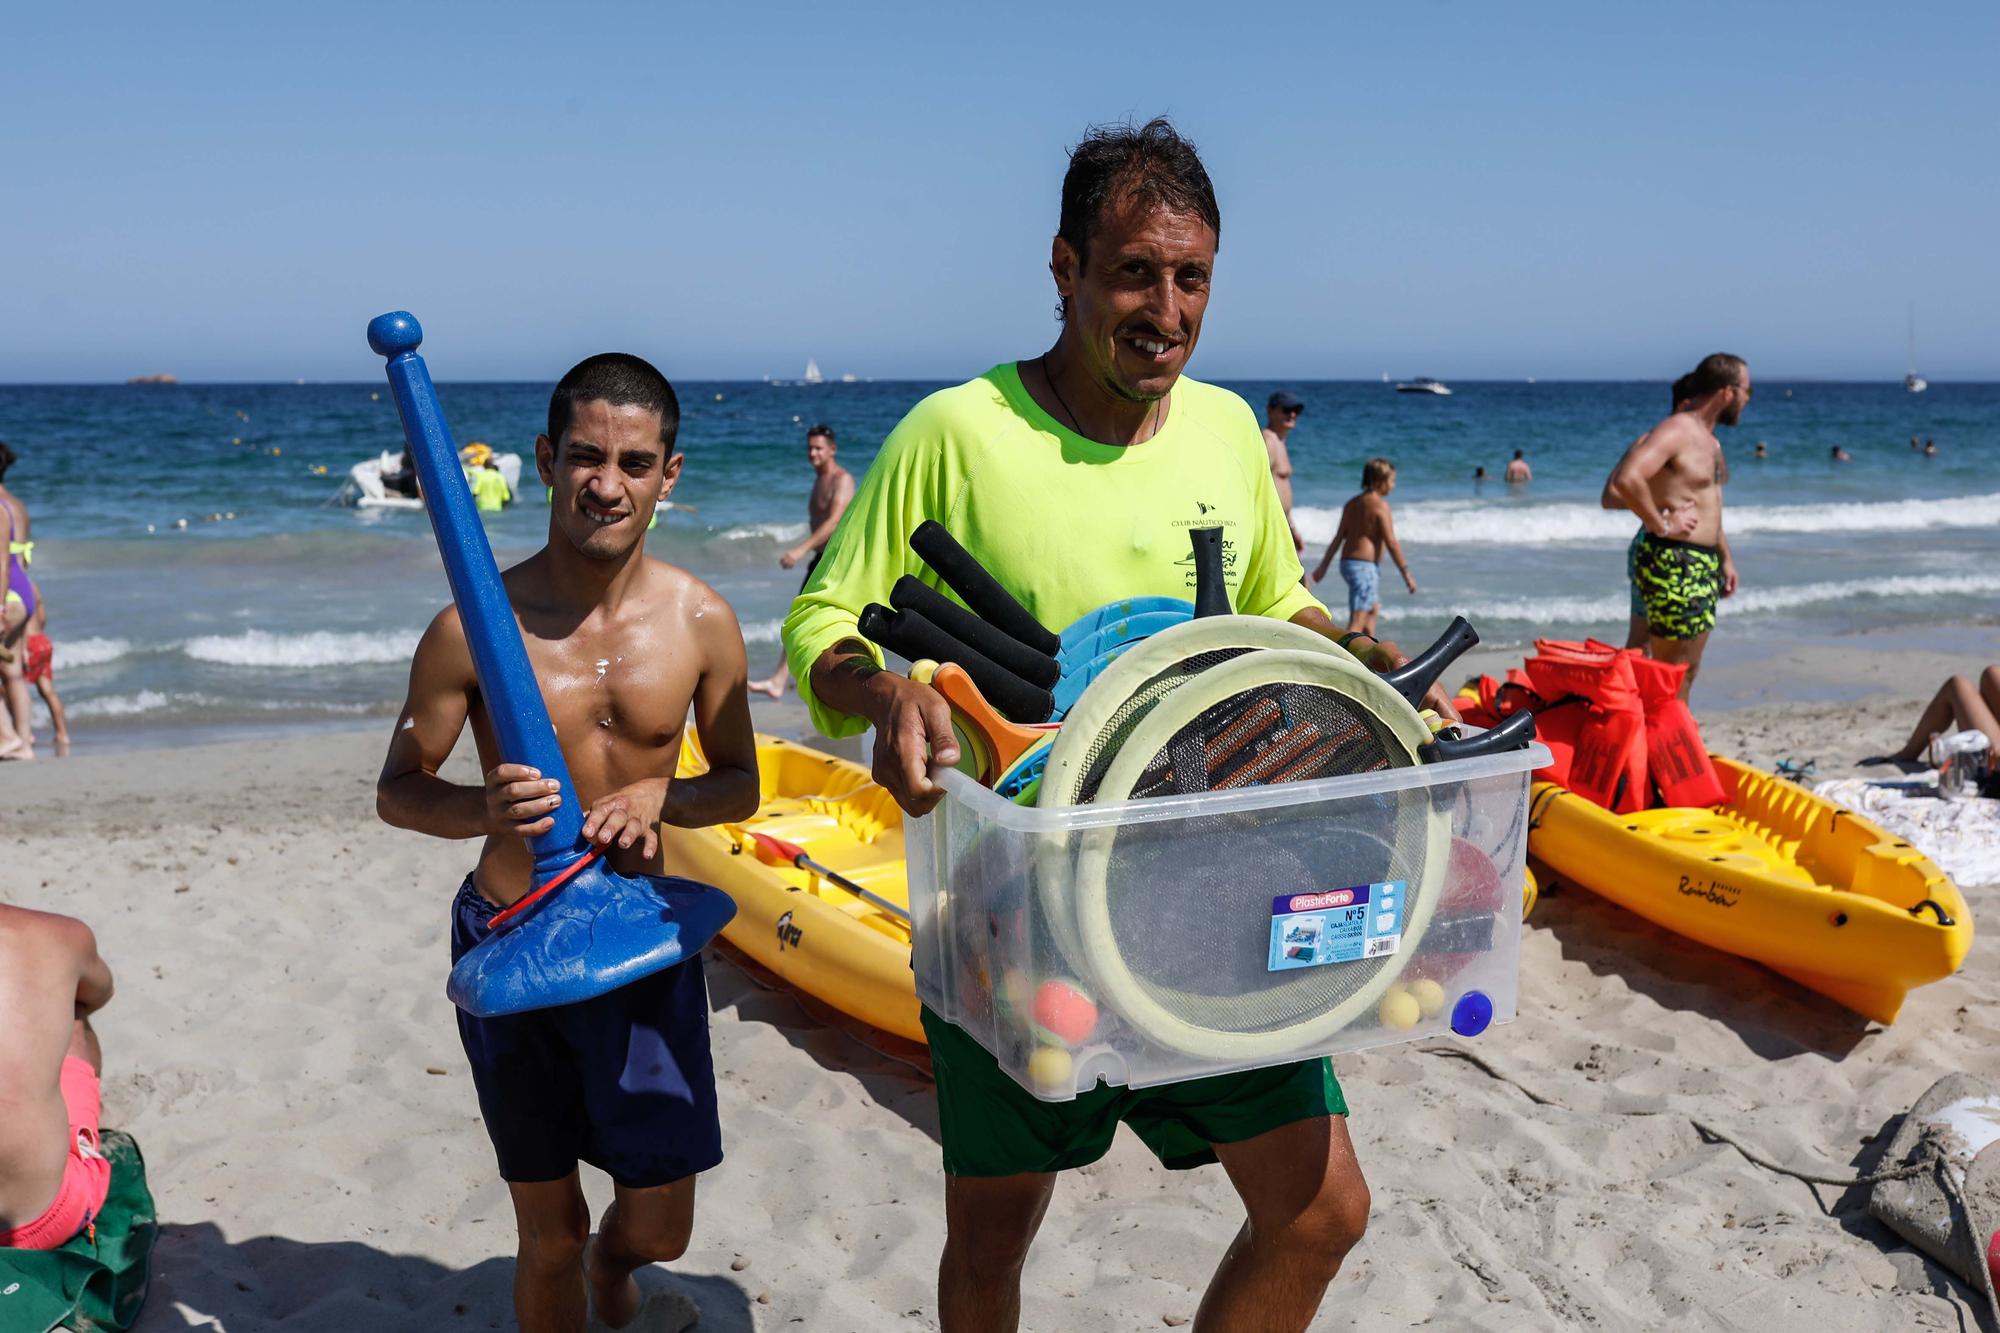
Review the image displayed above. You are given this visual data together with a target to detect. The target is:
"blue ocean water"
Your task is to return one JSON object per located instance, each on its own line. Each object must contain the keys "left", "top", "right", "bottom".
{"left": 2, "top": 376, "right": 1994, "bottom": 743}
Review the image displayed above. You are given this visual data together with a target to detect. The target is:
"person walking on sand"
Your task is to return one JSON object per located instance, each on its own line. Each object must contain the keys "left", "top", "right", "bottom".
{"left": 1504, "top": 449, "right": 1531, "bottom": 484}
{"left": 21, "top": 585, "right": 71, "bottom": 756}
{"left": 1262, "top": 390, "right": 1305, "bottom": 551}
{"left": 1, "top": 443, "right": 39, "bottom": 759}
{"left": 378, "top": 354, "right": 759, "bottom": 1333}
{"left": 0, "top": 904, "right": 116, "bottom": 1254}
{"left": 784, "top": 118, "right": 1455, "bottom": 1333}
{"left": 1602, "top": 352, "right": 1749, "bottom": 697}
{"left": 1311, "top": 458, "right": 1416, "bottom": 636}
{"left": 749, "top": 424, "right": 853, "bottom": 698}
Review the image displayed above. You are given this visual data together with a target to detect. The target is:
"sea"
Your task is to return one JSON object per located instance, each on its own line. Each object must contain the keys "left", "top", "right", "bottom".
{"left": 3, "top": 377, "right": 1995, "bottom": 749}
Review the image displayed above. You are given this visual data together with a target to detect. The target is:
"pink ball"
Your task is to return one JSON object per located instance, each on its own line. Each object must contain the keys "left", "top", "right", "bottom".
{"left": 1032, "top": 979, "right": 1099, "bottom": 1047}
{"left": 1988, "top": 1227, "right": 1999, "bottom": 1299}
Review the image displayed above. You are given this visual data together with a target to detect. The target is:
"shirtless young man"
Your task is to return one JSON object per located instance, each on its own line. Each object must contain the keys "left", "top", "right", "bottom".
{"left": 0, "top": 905, "right": 115, "bottom": 1253}
{"left": 1262, "top": 391, "right": 1305, "bottom": 551}
{"left": 377, "top": 354, "right": 759, "bottom": 1333}
{"left": 749, "top": 423, "right": 853, "bottom": 698}
{"left": 1602, "top": 352, "right": 1748, "bottom": 696}
{"left": 1311, "top": 457, "right": 1416, "bottom": 636}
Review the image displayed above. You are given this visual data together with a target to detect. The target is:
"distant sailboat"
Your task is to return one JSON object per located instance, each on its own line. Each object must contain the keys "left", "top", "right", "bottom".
{"left": 803, "top": 358, "right": 824, "bottom": 386}
{"left": 1905, "top": 305, "right": 1928, "bottom": 393}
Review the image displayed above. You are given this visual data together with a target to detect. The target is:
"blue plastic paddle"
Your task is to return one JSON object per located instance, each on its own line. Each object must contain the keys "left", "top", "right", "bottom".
{"left": 368, "top": 312, "right": 734, "bottom": 1018}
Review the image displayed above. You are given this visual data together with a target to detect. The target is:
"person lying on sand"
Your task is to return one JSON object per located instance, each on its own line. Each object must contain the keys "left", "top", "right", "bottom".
{"left": 1868, "top": 666, "right": 2000, "bottom": 764}
{"left": 377, "top": 353, "right": 759, "bottom": 1333}
{"left": 0, "top": 905, "right": 115, "bottom": 1252}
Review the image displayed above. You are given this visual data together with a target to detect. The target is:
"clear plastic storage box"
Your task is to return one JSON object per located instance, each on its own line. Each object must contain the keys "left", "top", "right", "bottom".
{"left": 908, "top": 740, "right": 1549, "bottom": 1101}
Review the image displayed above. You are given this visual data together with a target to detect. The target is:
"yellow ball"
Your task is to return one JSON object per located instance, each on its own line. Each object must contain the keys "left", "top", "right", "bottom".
{"left": 1410, "top": 978, "right": 1447, "bottom": 1019}
{"left": 1027, "top": 1045, "right": 1073, "bottom": 1094}
{"left": 1378, "top": 985, "right": 1421, "bottom": 1031}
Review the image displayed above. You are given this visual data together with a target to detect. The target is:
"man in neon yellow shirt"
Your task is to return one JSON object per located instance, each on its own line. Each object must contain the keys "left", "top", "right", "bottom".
{"left": 784, "top": 119, "right": 1433, "bottom": 1333}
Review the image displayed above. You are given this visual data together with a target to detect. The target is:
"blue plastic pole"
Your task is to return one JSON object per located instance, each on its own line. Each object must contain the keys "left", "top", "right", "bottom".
{"left": 367, "top": 311, "right": 584, "bottom": 866}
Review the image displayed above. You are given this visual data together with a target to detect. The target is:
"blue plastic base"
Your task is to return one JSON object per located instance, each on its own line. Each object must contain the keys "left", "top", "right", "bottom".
{"left": 447, "top": 863, "right": 738, "bottom": 1017}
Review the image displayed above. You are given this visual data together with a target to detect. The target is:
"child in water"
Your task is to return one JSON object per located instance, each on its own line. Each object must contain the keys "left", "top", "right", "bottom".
{"left": 1311, "top": 457, "right": 1417, "bottom": 636}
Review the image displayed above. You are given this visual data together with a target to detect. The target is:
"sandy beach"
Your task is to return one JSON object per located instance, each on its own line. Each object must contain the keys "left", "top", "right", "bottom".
{"left": 3, "top": 634, "right": 1997, "bottom": 1332}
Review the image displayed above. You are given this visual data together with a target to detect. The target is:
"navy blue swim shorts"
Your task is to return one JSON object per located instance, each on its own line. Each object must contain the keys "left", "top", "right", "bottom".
{"left": 450, "top": 876, "right": 723, "bottom": 1188}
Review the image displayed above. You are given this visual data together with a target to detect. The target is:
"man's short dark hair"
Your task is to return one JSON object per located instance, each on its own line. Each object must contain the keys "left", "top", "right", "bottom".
{"left": 547, "top": 353, "right": 680, "bottom": 451}
{"left": 1671, "top": 374, "right": 1694, "bottom": 407}
{"left": 1058, "top": 117, "right": 1221, "bottom": 274}
{"left": 1683, "top": 353, "right": 1747, "bottom": 400}
{"left": 807, "top": 423, "right": 835, "bottom": 442}
{"left": 0, "top": 441, "right": 14, "bottom": 482}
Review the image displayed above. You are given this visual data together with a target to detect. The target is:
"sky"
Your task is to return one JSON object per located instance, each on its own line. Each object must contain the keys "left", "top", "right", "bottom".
{"left": 3, "top": 1, "right": 1996, "bottom": 384}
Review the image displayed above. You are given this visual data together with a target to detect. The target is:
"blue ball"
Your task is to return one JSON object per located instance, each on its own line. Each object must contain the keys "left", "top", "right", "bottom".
{"left": 1450, "top": 990, "right": 1494, "bottom": 1037}
{"left": 366, "top": 311, "right": 423, "bottom": 358}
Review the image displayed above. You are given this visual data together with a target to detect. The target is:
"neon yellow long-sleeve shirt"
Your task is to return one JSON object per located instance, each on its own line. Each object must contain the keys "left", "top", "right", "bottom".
{"left": 783, "top": 362, "right": 1323, "bottom": 738}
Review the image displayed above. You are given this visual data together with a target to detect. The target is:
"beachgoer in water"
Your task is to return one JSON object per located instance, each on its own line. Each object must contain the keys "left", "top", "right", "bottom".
{"left": 1830, "top": 445, "right": 1851, "bottom": 462}
{"left": 1910, "top": 434, "right": 1922, "bottom": 451}
{"left": 1924, "top": 440, "right": 1938, "bottom": 457}
{"left": 749, "top": 424, "right": 853, "bottom": 699}
{"left": 1753, "top": 441, "right": 1767, "bottom": 460}
{"left": 1504, "top": 448, "right": 1531, "bottom": 484}
{"left": 786, "top": 118, "right": 1416, "bottom": 1333}
{"left": 378, "top": 354, "right": 759, "bottom": 1333}
{"left": 0, "top": 904, "right": 115, "bottom": 1253}
{"left": 1473, "top": 465, "right": 1487, "bottom": 483}
{"left": 1869, "top": 666, "right": 2000, "bottom": 762}
{"left": 1312, "top": 457, "right": 1417, "bottom": 636}
{"left": 1602, "top": 352, "right": 1749, "bottom": 697}
{"left": 1262, "top": 390, "right": 1306, "bottom": 551}
{"left": 381, "top": 449, "right": 420, "bottom": 498}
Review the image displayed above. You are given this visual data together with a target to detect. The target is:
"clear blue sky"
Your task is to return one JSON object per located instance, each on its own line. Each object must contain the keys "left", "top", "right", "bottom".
{"left": 4, "top": 1, "right": 1995, "bottom": 383}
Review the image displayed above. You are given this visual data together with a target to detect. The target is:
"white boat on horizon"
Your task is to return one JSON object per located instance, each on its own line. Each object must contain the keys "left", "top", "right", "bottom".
{"left": 1395, "top": 377, "right": 1453, "bottom": 396}
{"left": 1905, "top": 305, "right": 1928, "bottom": 393}
{"left": 803, "top": 358, "right": 824, "bottom": 386}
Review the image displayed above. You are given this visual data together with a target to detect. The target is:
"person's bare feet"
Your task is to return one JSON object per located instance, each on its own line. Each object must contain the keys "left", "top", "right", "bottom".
{"left": 53, "top": 736, "right": 70, "bottom": 757}
{"left": 747, "top": 676, "right": 785, "bottom": 700}
{"left": 584, "top": 1236, "right": 642, "bottom": 1330}
{"left": 0, "top": 737, "right": 32, "bottom": 761}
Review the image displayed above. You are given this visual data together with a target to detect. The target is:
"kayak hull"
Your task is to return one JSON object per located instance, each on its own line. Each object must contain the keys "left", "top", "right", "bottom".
{"left": 1528, "top": 756, "right": 1972, "bottom": 1023}
{"left": 669, "top": 734, "right": 921, "bottom": 1043}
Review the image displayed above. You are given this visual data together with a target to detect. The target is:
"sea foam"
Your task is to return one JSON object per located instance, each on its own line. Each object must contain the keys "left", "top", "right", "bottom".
{"left": 181, "top": 628, "right": 423, "bottom": 668}
{"left": 51, "top": 636, "right": 133, "bottom": 669}
{"left": 1295, "top": 491, "right": 2000, "bottom": 548}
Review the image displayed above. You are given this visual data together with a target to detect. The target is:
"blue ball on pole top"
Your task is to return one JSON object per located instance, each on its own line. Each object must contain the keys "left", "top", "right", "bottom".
{"left": 366, "top": 311, "right": 423, "bottom": 358}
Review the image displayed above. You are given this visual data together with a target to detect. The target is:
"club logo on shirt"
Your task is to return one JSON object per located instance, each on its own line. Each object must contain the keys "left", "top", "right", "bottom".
{"left": 776, "top": 910, "right": 804, "bottom": 951}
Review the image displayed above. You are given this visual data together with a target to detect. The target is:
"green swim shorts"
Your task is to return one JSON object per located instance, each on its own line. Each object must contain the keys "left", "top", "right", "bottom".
{"left": 1628, "top": 530, "right": 1722, "bottom": 640}
{"left": 921, "top": 1007, "right": 1347, "bottom": 1178}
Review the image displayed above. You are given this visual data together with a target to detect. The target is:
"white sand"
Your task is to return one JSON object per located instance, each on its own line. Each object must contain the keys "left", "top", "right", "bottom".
{"left": 2, "top": 649, "right": 1995, "bottom": 1330}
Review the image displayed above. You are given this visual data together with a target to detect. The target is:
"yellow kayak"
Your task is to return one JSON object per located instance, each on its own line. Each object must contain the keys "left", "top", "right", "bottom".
{"left": 1528, "top": 756, "right": 1972, "bottom": 1023}
{"left": 667, "top": 732, "right": 921, "bottom": 1043}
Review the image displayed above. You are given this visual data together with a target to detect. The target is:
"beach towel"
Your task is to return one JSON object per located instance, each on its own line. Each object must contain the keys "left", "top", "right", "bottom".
{"left": 0, "top": 1130, "right": 155, "bottom": 1333}
{"left": 1814, "top": 778, "right": 2000, "bottom": 888}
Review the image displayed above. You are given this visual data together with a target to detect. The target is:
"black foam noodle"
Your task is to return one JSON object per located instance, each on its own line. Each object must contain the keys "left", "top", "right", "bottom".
{"left": 910, "top": 520, "right": 1060, "bottom": 657}
{"left": 1190, "top": 526, "right": 1230, "bottom": 618}
{"left": 857, "top": 603, "right": 1055, "bottom": 724}
{"left": 890, "top": 576, "right": 1060, "bottom": 688}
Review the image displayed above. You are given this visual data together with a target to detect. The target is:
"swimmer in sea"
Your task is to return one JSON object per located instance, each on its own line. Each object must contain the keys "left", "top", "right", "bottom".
{"left": 377, "top": 354, "right": 759, "bottom": 1332}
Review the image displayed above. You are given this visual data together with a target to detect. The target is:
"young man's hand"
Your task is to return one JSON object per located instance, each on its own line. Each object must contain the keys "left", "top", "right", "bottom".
{"left": 1721, "top": 553, "right": 1740, "bottom": 597}
{"left": 779, "top": 546, "right": 805, "bottom": 569}
{"left": 583, "top": 779, "right": 670, "bottom": 858}
{"left": 1402, "top": 573, "right": 1419, "bottom": 595}
{"left": 483, "top": 763, "right": 561, "bottom": 840}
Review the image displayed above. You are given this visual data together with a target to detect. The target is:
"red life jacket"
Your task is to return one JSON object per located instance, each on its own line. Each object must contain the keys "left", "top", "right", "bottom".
{"left": 1622, "top": 652, "right": 1726, "bottom": 807}
{"left": 1524, "top": 640, "right": 1649, "bottom": 813}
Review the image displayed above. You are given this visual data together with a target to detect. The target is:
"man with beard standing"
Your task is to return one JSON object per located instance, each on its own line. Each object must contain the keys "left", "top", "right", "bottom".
{"left": 1601, "top": 352, "right": 1749, "bottom": 696}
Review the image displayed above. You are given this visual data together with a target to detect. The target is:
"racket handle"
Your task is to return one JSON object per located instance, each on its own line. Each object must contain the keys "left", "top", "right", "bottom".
{"left": 910, "top": 521, "right": 1060, "bottom": 656}
{"left": 1380, "top": 615, "right": 1480, "bottom": 706}
{"left": 859, "top": 604, "right": 1056, "bottom": 723}
{"left": 891, "top": 576, "right": 1060, "bottom": 688}
{"left": 1190, "top": 526, "right": 1231, "bottom": 618}
{"left": 1422, "top": 708, "right": 1537, "bottom": 763}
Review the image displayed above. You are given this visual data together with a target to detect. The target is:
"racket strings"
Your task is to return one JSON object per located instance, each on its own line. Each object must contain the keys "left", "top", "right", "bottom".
{"left": 1100, "top": 682, "right": 1437, "bottom": 1033}
{"left": 1074, "top": 646, "right": 1257, "bottom": 804}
